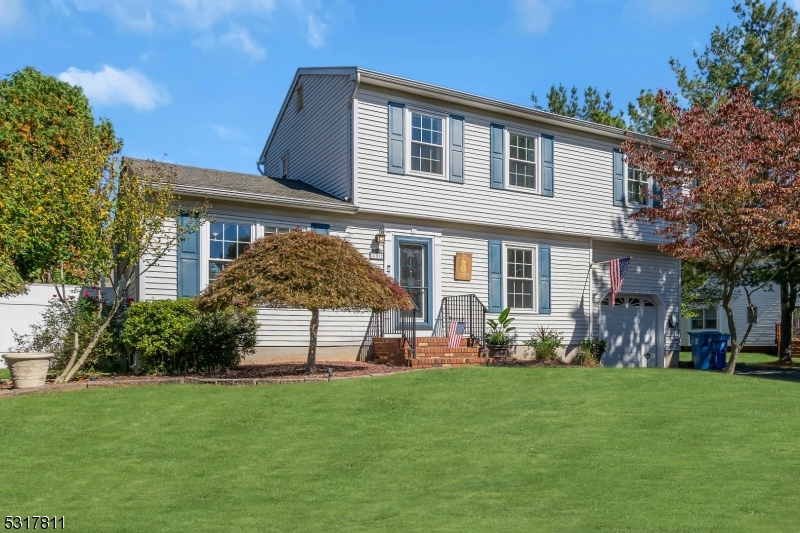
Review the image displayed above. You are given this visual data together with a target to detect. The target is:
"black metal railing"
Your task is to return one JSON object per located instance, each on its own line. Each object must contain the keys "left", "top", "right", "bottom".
{"left": 357, "top": 307, "right": 417, "bottom": 362}
{"left": 432, "top": 294, "right": 488, "bottom": 347}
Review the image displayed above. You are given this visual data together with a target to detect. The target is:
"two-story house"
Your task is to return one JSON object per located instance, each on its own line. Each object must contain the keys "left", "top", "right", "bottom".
{"left": 133, "top": 67, "right": 682, "bottom": 368}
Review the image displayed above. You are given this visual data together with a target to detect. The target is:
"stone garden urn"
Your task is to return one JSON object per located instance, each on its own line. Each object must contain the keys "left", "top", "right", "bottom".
{"left": 2, "top": 353, "right": 54, "bottom": 389}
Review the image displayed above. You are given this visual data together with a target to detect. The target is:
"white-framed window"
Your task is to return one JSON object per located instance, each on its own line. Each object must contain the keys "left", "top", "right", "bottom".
{"left": 208, "top": 221, "right": 254, "bottom": 282}
{"left": 280, "top": 154, "right": 288, "bottom": 178}
{"left": 408, "top": 108, "right": 446, "bottom": 177}
{"left": 690, "top": 308, "right": 717, "bottom": 330}
{"left": 627, "top": 167, "right": 648, "bottom": 205}
{"left": 505, "top": 245, "right": 537, "bottom": 310}
{"left": 508, "top": 132, "right": 538, "bottom": 190}
{"left": 264, "top": 226, "right": 291, "bottom": 235}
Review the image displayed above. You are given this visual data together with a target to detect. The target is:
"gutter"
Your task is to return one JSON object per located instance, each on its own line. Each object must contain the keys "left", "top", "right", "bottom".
{"left": 173, "top": 184, "right": 360, "bottom": 215}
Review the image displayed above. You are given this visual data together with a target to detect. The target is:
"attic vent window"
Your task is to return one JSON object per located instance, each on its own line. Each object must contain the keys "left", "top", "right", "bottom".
{"left": 280, "top": 155, "right": 288, "bottom": 178}
{"left": 296, "top": 85, "right": 304, "bottom": 112}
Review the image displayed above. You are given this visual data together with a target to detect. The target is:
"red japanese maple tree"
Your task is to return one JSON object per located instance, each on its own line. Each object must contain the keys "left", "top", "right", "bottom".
{"left": 622, "top": 87, "right": 800, "bottom": 373}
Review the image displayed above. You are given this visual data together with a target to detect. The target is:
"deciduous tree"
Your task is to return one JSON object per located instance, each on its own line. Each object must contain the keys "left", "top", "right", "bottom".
{"left": 622, "top": 88, "right": 800, "bottom": 373}
{"left": 196, "top": 230, "right": 413, "bottom": 373}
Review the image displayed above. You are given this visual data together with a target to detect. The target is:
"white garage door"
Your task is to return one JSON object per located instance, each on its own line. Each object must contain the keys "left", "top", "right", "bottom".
{"left": 599, "top": 295, "right": 658, "bottom": 367}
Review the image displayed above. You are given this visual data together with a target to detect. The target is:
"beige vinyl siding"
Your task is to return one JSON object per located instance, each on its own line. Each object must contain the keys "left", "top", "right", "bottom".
{"left": 354, "top": 86, "right": 664, "bottom": 244}
{"left": 140, "top": 219, "right": 178, "bottom": 301}
{"left": 262, "top": 74, "right": 353, "bottom": 199}
{"left": 681, "top": 286, "right": 792, "bottom": 348}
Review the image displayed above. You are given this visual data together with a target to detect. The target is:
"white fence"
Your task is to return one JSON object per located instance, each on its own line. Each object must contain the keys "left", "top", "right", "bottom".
{"left": 0, "top": 284, "right": 80, "bottom": 367}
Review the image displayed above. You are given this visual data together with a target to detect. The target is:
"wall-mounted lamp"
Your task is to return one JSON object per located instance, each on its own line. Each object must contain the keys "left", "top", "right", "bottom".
{"left": 370, "top": 226, "right": 385, "bottom": 259}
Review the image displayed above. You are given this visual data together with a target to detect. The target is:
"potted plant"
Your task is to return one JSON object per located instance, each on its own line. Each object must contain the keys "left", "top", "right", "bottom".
{"left": 2, "top": 352, "right": 54, "bottom": 389}
{"left": 486, "top": 307, "right": 515, "bottom": 359}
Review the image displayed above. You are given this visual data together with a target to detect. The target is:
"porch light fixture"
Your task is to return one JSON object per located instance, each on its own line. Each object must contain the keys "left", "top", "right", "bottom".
{"left": 370, "top": 226, "right": 386, "bottom": 259}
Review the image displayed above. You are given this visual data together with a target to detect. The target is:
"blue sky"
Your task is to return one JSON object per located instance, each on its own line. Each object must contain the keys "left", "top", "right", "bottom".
{"left": 0, "top": 0, "right": 773, "bottom": 174}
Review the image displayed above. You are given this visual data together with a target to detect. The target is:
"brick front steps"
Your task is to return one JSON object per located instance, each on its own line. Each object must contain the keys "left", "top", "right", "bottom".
{"left": 373, "top": 336, "right": 487, "bottom": 368}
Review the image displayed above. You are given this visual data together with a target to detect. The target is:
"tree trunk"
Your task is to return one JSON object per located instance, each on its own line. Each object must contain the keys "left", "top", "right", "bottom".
{"left": 306, "top": 308, "right": 319, "bottom": 374}
{"left": 722, "top": 286, "right": 739, "bottom": 375}
{"left": 778, "top": 278, "right": 794, "bottom": 362}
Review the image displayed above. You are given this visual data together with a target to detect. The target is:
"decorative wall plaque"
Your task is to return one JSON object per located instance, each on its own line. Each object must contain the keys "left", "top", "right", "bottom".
{"left": 454, "top": 253, "right": 473, "bottom": 281}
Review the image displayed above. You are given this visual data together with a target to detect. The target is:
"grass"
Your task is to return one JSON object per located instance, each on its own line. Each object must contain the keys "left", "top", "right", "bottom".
{"left": 0, "top": 368, "right": 8, "bottom": 380}
{"left": 679, "top": 350, "right": 777, "bottom": 365}
{"left": 2, "top": 368, "right": 800, "bottom": 532}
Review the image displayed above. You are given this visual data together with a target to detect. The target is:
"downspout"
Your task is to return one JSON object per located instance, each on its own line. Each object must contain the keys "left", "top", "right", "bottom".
{"left": 348, "top": 71, "right": 361, "bottom": 204}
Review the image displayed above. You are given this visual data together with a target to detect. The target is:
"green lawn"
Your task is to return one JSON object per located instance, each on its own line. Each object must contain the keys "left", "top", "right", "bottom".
{"left": 679, "top": 350, "right": 777, "bottom": 365}
{"left": 0, "top": 368, "right": 8, "bottom": 380}
{"left": 2, "top": 368, "right": 800, "bottom": 532}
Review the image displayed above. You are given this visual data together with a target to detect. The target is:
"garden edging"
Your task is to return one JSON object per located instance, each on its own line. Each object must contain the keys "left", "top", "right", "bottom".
{"left": 0, "top": 369, "right": 421, "bottom": 398}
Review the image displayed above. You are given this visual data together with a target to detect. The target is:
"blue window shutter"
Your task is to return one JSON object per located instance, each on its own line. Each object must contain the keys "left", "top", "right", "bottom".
{"left": 488, "top": 239, "right": 503, "bottom": 312}
{"left": 541, "top": 134, "right": 554, "bottom": 197}
{"left": 652, "top": 180, "right": 662, "bottom": 208}
{"left": 311, "top": 223, "right": 330, "bottom": 235}
{"left": 539, "top": 245, "right": 551, "bottom": 315}
{"left": 490, "top": 123, "right": 505, "bottom": 189}
{"left": 449, "top": 114, "right": 465, "bottom": 183}
{"left": 177, "top": 214, "right": 200, "bottom": 298}
{"left": 388, "top": 102, "right": 405, "bottom": 175}
{"left": 613, "top": 149, "right": 625, "bottom": 206}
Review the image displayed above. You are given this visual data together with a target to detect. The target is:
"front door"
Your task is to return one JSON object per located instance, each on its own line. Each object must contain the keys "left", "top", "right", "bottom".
{"left": 396, "top": 238, "right": 432, "bottom": 326}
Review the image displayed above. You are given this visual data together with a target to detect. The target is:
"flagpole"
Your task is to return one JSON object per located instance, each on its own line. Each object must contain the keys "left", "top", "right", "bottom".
{"left": 592, "top": 255, "right": 633, "bottom": 266}
{"left": 588, "top": 239, "right": 593, "bottom": 338}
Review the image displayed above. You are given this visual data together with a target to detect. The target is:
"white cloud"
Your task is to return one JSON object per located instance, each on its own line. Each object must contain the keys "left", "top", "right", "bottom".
{"left": 219, "top": 26, "right": 266, "bottom": 59}
{"left": 212, "top": 123, "right": 244, "bottom": 141}
{"left": 0, "top": 0, "right": 25, "bottom": 32}
{"left": 306, "top": 13, "right": 326, "bottom": 47}
{"left": 57, "top": 0, "right": 278, "bottom": 31}
{"left": 513, "top": 0, "right": 565, "bottom": 34}
{"left": 58, "top": 65, "right": 170, "bottom": 112}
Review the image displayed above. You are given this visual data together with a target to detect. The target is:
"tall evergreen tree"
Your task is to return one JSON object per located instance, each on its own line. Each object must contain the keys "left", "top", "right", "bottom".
{"left": 531, "top": 84, "right": 625, "bottom": 128}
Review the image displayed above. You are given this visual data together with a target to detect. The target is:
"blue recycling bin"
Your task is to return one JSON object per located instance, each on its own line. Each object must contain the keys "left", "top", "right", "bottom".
{"left": 714, "top": 334, "right": 730, "bottom": 370}
{"left": 688, "top": 331, "right": 720, "bottom": 370}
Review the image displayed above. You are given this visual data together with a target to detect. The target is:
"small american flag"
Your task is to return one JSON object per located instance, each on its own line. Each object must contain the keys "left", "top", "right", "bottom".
{"left": 447, "top": 321, "right": 466, "bottom": 349}
{"left": 610, "top": 257, "right": 631, "bottom": 307}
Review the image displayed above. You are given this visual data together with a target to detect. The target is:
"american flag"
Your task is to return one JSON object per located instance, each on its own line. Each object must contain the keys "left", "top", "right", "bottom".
{"left": 610, "top": 257, "right": 631, "bottom": 307}
{"left": 447, "top": 321, "right": 466, "bottom": 349}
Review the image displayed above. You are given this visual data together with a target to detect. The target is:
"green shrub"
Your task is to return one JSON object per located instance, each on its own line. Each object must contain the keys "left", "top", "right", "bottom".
{"left": 182, "top": 307, "right": 258, "bottom": 373}
{"left": 120, "top": 299, "right": 257, "bottom": 373}
{"left": 523, "top": 326, "right": 564, "bottom": 361}
{"left": 121, "top": 299, "right": 199, "bottom": 372}
{"left": 578, "top": 338, "right": 607, "bottom": 365}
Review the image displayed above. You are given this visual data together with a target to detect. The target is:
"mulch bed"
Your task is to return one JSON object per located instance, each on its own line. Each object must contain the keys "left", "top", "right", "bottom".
{"left": 0, "top": 361, "right": 410, "bottom": 392}
{"left": 492, "top": 358, "right": 597, "bottom": 367}
{"left": 204, "top": 361, "right": 411, "bottom": 378}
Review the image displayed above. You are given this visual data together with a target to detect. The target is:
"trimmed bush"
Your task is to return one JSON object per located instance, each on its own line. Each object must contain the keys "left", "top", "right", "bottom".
{"left": 121, "top": 299, "right": 198, "bottom": 372}
{"left": 121, "top": 299, "right": 257, "bottom": 373}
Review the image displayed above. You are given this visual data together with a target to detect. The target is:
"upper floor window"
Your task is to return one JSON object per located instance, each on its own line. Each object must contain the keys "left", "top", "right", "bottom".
{"left": 411, "top": 113, "right": 443, "bottom": 175}
{"left": 209, "top": 222, "right": 252, "bottom": 282}
{"left": 509, "top": 133, "right": 536, "bottom": 189}
{"left": 506, "top": 247, "right": 534, "bottom": 309}
{"left": 627, "top": 168, "right": 648, "bottom": 205}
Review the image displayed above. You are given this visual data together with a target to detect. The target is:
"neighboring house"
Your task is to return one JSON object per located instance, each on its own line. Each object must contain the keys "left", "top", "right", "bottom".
{"left": 133, "top": 67, "right": 682, "bottom": 368}
{"left": 681, "top": 287, "right": 795, "bottom": 352}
